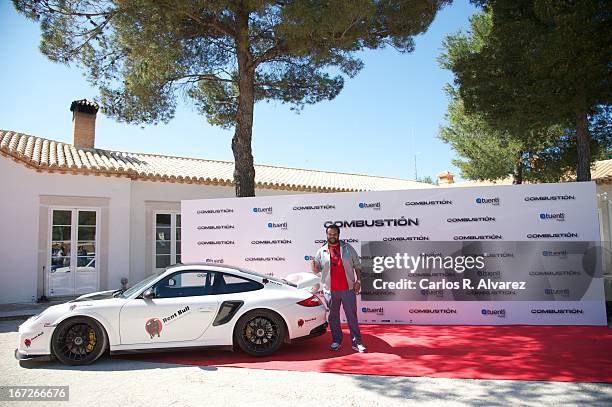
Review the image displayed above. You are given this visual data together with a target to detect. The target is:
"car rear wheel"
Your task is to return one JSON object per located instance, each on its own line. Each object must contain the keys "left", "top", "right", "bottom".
{"left": 234, "top": 310, "right": 286, "bottom": 357}
{"left": 51, "top": 317, "right": 108, "bottom": 365}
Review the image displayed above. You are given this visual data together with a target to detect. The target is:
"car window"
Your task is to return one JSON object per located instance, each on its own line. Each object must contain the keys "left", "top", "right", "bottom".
{"left": 152, "top": 271, "right": 215, "bottom": 298}
{"left": 212, "top": 273, "right": 263, "bottom": 295}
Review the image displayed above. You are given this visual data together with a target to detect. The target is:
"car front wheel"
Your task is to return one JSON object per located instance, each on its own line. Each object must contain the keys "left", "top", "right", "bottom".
{"left": 234, "top": 310, "right": 286, "bottom": 357}
{"left": 51, "top": 317, "right": 108, "bottom": 365}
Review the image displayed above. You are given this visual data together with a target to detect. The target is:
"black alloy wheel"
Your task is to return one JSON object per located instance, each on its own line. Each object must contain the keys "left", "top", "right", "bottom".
{"left": 51, "top": 317, "right": 108, "bottom": 365}
{"left": 235, "top": 310, "right": 286, "bottom": 357}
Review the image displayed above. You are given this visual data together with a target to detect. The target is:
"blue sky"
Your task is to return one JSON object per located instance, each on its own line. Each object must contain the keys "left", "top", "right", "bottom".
{"left": 0, "top": 1, "right": 478, "bottom": 182}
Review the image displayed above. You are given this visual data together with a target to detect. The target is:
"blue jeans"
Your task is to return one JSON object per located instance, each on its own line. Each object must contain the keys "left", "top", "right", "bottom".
{"left": 326, "top": 289, "right": 362, "bottom": 345}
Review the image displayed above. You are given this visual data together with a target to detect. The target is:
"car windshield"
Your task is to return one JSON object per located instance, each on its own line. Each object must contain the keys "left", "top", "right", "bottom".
{"left": 119, "top": 271, "right": 164, "bottom": 298}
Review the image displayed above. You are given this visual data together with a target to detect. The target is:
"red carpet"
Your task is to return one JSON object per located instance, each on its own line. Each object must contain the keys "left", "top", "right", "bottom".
{"left": 120, "top": 325, "right": 612, "bottom": 383}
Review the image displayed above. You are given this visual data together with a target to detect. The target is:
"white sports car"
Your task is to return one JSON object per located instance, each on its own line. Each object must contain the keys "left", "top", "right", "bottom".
{"left": 15, "top": 263, "right": 326, "bottom": 365}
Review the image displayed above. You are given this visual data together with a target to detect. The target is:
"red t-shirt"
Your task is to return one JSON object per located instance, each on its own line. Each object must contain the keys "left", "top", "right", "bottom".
{"left": 329, "top": 244, "right": 349, "bottom": 291}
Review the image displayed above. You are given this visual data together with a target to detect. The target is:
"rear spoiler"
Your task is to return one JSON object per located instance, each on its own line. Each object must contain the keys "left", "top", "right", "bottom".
{"left": 284, "top": 272, "right": 321, "bottom": 291}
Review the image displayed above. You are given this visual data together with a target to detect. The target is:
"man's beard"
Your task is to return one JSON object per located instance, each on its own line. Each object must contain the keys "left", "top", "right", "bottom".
{"left": 327, "top": 237, "right": 338, "bottom": 244}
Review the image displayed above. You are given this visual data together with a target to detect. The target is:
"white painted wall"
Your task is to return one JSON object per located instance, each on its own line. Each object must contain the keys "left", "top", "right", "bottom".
{"left": 0, "top": 157, "right": 131, "bottom": 303}
{"left": 0, "top": 154, "right": 310, "bottom": 303}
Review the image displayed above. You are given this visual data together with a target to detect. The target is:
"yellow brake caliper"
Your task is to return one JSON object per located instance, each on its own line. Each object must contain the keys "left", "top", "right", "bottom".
{"left": 86, "top": 328, "right": 97, "bottom": 353}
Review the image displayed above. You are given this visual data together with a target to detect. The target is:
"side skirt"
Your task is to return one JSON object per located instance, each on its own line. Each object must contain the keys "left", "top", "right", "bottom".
{"left": 110, "top": 345, "right": 234, "bottom": 356}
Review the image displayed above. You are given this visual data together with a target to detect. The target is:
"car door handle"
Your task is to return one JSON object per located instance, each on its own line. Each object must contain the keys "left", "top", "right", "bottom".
{"left": 199, "top": 307, "right": 214, "bottom": 312}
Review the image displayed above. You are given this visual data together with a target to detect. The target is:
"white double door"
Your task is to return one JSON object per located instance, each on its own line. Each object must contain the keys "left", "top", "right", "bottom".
{"left": 48, "top": 208, "right": 99, "bottom": 296}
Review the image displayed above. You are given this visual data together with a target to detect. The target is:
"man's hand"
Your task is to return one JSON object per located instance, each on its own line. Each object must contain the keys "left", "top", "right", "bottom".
{"left": 310, "top": 258, "right": 319, "bottom": 274}
{"left": 354, "top": 280, "right": 361, "bottom": 294}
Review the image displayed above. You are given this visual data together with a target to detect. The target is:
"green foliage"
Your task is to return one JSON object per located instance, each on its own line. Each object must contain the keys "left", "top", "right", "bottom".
{"left": 14, "top": 0, "right": 449, "bottom": 196}
{"left": 453, "top": 1, "right": 611, "bottom": 133}
{"left": 417, "top": 175, "right": 436, "bottom": 185}
{"left": 439, "top": 4, "right": 611, "bottom": 182}
{"left": 14, "top": 0, "right": 449, "bottom": 128}
{"left": 439, "top": 88, "right": 522, "bottom": 181}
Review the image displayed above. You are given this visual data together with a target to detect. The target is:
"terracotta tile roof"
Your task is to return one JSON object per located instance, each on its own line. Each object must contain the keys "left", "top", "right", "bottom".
{"left": 0, "top": 130, "right": 433, "bottom": 192}
{"left": 592, "top": 159, "right": 612, "bottom": 184}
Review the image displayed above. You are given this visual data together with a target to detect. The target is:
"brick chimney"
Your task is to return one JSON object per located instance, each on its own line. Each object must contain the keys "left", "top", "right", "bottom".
{"left": 437, "top": 170, "right": 455, "bottom": 185}
{"left": 70, "top": 99, "right": 99, "bottom": 149}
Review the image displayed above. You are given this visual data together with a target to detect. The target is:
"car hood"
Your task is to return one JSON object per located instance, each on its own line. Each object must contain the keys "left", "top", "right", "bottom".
{"left": 71, "top": 290, "right": 118, "bottom": 302}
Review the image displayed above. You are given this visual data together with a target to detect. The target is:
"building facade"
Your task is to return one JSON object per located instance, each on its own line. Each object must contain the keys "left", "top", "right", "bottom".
{"left": 0, "top": 100, "right": 433, "bottom": 303}
{"left": 1, "top": 100, "right": 610, "bottom": 304}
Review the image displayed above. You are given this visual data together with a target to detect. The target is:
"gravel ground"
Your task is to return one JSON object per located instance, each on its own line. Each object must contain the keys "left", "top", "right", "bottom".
{"left": 1, "top": 319, "right": 611, "bottom": 407}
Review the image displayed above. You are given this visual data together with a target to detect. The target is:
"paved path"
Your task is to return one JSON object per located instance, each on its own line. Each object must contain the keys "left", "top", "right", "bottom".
{"left": 1, "top": 319, "right": 611, "bottom": 406}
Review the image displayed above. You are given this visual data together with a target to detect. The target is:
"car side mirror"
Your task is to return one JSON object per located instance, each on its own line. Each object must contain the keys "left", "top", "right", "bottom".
{"left": 142, "top": 288, "right": 156, "bottom": 299}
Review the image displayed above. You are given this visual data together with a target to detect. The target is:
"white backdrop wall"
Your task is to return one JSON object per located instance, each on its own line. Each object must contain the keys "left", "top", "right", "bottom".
{"left": 182, "top": 181, "right": 606, "bottom": 325}
{"left": 128, "top": 182, "right": 306, "bottom": 284}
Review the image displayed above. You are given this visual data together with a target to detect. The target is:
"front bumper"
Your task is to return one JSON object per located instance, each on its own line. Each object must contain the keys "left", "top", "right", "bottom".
{"left": 14, "top": 349, "right": 52, "bottom": 362}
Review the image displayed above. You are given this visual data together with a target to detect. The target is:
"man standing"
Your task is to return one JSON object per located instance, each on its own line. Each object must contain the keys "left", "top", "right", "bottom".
{"left": 311, "top": 225, "right": 366, "bottom": 352}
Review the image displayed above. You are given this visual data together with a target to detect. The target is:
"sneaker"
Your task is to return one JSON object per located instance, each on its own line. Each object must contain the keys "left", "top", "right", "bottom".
{"left": 352, "top": 343, "right": 366, "bottom": 353}
{"left": 330, "top": 342, "right": 341, "bottom": 351}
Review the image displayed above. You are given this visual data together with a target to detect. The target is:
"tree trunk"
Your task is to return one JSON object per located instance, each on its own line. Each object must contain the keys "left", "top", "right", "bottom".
{"left": 512, "top": 151, "right": 523, "bottom": 184}
{"left": 575, "top": 107, "right": 591, "bottom": 182}
{"left": 232, "top": 10, "right": 256, "bottom": 197}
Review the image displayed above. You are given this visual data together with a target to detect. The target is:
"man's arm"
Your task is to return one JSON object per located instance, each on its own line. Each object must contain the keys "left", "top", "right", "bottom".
{"left": 311, "top": 251, "right": 322, "bottom": 275}
{"left": 350, "top": 245, "right": 362, "bottom": 293}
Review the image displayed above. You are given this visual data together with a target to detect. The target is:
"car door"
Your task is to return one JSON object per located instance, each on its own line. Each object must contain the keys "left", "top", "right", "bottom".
{"left": 119, "top": 270, "right": 219, "bottom": 345}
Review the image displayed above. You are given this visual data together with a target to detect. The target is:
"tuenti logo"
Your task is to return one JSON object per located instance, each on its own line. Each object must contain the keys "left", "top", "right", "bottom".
{"left": 544, "top": 288, "right": 570, "bottom": 296}
{"left": 481, "top": 309, "right": 506, "bottom": 318}
{"left": 204, "top": 258, "right": 224, "bottom": 264}
{"left": 304, "top": 255, "right": 314, "bottom": 261}
{"left": 475, "top": 197, "right": 500, "bottom": 205}
{"left": 359, "top": 202, "right": 381, "bottom": 210}
{"left": 252, "top": 207, "right": 273, "bottom": 214}
{"left": 539, "top": 212, "right": 565, "bottom": 221}
{"left": 361, "top": 307, "right": 384, "bottom": 315}
{"left": 267, "top": 221, "right": 288, "bottom": 230}
{"left": 542, "top": 250, "right": 568, "bottom": 258}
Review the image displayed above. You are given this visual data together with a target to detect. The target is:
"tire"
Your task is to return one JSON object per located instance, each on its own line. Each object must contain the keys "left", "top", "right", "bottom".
{"left": 234, "top": 309, "right": 286, "bottom": 357}
{"left": 51, "top": 317, "right": 108, "bottom": 366}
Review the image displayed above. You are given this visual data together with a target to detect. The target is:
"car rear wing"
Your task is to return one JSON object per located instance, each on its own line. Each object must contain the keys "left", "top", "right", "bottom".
{"left": 284, "top": 272, "right": 321, "bottom": 292}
